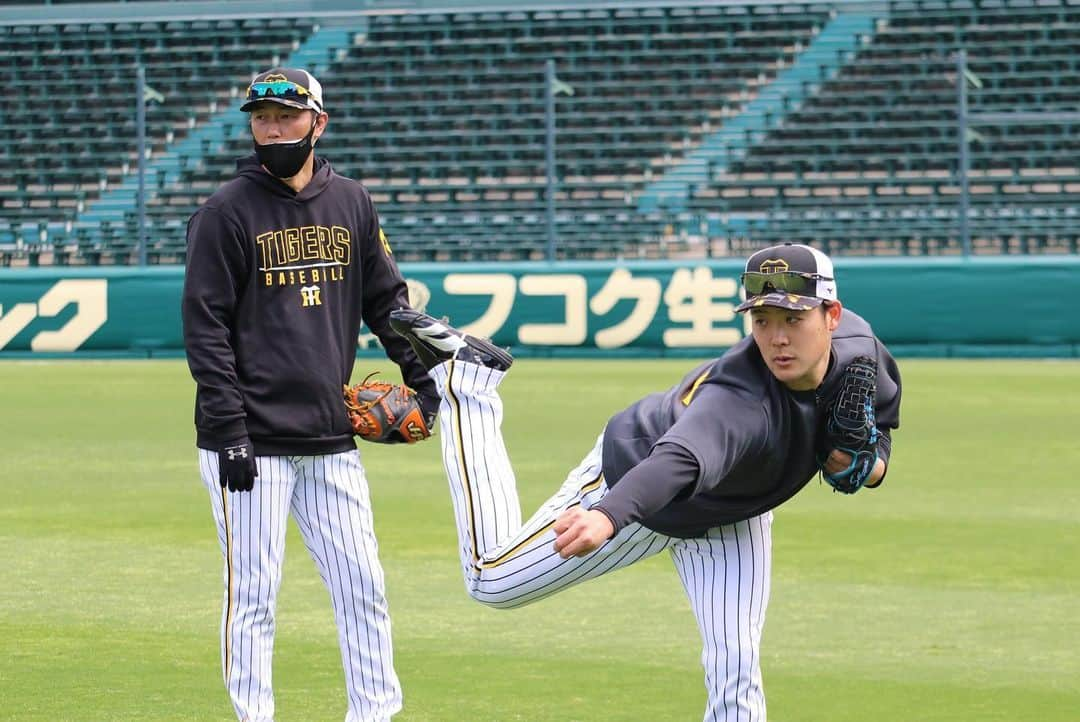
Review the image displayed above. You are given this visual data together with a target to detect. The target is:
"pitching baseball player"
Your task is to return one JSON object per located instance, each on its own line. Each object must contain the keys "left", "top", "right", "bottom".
{"left": 182, "top": 68, "right": 437, "bottom": 722}
{"left": 388, "top": 243, "right": 902, "bottom": 721}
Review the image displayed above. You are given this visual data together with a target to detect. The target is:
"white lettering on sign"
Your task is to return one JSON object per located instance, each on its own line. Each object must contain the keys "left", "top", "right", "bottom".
{"left": 443, "top": 273, "right": 517, "bottom": 339}
{"left": 517, "top": 274, "right": 588, "bottom": 345}
{"left": 662, "top": 267, "right": 741, "bottom": 348}
{"left": 589, "top": 268, "right": 662, "bottom": 349}
{"left": 0, "top": 279, "right": 108, "bottom": 352}
{"left": 423, "top": 268, "right": 745, "bottom": 350}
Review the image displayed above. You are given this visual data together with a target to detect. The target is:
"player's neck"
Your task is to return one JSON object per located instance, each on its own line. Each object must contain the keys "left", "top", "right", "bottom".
{"left": 806, "top": 350, "right": 835, "bottom": 390}
{"left": 261, "top": 154, "right": 315, "bottom": 193}
{"left": 281, "top": 159, "right": 315, "bottom": 193}
{"left": 785, "top": 350, "right": 832, "bottom": 392}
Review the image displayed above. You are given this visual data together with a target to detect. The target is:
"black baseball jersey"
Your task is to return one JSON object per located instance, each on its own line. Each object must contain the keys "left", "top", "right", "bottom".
{"left": 594, "top": 309, "right": 901, "bottom": 538}
{"left": 182, "top": 154, "right": 436, "bottom": 455}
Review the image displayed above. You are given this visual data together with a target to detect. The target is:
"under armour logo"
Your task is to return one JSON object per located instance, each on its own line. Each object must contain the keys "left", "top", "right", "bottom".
{"left": 300, "top": 285, "right": 322, "bottom": 307}
{"left": 226, "top": 447, "right": 248, "bottom": 460}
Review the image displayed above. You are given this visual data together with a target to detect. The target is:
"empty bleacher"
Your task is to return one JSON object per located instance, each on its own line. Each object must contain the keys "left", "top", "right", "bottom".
{"left": 0, "top": 17, "right": 316, "bottom": 264}
{"left": 5, "top": 1, "right": 1080, "bottom": 265}
{"left": 688, "top": 0, "right": 1080, "bottom": 255}
{"left": 149, "top": 5, "right": 832, "bottom": 262}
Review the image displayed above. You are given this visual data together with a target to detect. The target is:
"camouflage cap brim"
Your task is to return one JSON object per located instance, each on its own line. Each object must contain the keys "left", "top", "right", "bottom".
{"left": 735, "top": 292, "right": 826, "bottom": 313}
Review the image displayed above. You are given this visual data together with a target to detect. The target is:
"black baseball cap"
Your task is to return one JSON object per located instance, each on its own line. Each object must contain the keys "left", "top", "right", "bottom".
{"left": 240, "top": 68, "right": 324, "bottom": 113}
{"left": 735, "top": 243, "right": 838, "bottom": 312}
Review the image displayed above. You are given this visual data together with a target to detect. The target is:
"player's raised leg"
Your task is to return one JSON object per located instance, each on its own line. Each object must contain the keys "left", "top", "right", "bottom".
{"left": 433, "top": 358, "right": 522, "bottom": 576}
{"left": 670, "top": 513, "right": 773, "bottom": 722}
{"left": 199, "top": 450, "right": 296, "bottom": 722}
{"left": 389, "top": 310, "right": 676, "bottom": 609}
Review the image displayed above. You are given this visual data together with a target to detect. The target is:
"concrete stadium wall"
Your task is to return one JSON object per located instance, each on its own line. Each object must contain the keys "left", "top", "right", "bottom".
{"left": 0, "top": 257, "right": 1076, "bottom": 358}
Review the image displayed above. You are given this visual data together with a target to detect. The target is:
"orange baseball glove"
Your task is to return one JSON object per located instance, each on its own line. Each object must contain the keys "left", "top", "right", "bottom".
{"left": 343, "top": 373, "right": 433, "bottom": 444}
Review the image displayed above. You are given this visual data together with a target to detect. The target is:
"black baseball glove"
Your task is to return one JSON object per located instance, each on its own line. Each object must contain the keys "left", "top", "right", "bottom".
{"left": 818, "top": 355, "right": 879, "bottom": 494}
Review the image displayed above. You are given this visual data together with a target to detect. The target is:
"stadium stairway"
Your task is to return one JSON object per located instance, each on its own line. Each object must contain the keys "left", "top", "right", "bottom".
{"left": 72, "top": 24, "right": 360, "bottom": 235}
{"left": 636, "top": 11, "right": 877, "bottom": 215}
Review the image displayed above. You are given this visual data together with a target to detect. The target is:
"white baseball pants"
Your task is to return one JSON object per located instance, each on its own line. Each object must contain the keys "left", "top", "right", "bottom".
{"left": 198, "top": 449, "right": 401, "bottom": 722}
{"left": 431, "top": 360, "right": 773, "bottom": 722}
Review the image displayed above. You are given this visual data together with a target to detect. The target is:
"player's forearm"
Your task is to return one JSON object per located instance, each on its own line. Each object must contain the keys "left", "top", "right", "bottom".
{"left": 182, "top": 216, "right": 248, "bottom": 441}
{"left": 381, "top": 325, "right": 439, "bottom": 401}
{"left": 592, "top": 443, "right": 699, "bottom": 533}
{"left": 360, "top": 252, "right": 437, "bottom": 401}
{"left": 182, "top": 320, "right": 248, "bottom": 441}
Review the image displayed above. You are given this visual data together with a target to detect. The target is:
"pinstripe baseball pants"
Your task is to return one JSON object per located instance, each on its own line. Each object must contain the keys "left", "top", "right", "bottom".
{"left": 199, "top": 449, "right": 401, "bottom": 722}
{"left": 432, "top": 360, "right": 773, "bottom": 722}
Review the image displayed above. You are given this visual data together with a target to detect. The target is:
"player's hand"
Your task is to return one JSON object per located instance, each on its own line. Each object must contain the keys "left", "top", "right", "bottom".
{"left": 553, "top": 507, "right": 615, "bottom": 559}
{"left": 218, "top": 437, "right": 257, "bottom": 493}
{"left": 821, "top": 449, "right": 853, "bottom": 476}
{"left": 821, "top": 449, "right": 886, "bottom": 488}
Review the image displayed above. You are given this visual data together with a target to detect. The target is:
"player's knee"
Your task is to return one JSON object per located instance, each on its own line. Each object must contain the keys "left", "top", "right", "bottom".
{"left": 465, "top": 580, "right": 530, "bottom": 610}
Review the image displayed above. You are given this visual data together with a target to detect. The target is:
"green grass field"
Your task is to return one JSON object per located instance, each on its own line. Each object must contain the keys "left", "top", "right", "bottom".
{"left": 1, "top": 358, "right": 1077, "bottom": 721}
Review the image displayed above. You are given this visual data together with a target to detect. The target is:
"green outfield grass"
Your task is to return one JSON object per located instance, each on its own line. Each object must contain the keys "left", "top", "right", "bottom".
{"left": 0, "top": 358, "right": 1077, "bottom": 721}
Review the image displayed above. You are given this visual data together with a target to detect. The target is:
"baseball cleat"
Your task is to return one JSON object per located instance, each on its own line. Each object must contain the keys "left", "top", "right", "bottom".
{"left": 389, "top": 309, "right": 513, "bottom": 372}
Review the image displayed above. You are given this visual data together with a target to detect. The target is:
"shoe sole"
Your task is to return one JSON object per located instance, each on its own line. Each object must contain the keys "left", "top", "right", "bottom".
{"left": 461, "top": 334, "right": 513, "bottom": 370}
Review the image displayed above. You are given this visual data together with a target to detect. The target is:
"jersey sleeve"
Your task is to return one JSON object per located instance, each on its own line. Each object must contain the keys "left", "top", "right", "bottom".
{"left": 357, "top": 194, "right": 439, "bottom": 408}
{"left": 868, "top": 338, "right": 902, "bottom": 483}
{"left": 591, "top": 442, "right": 701, "bottom": 533}
{"left": 874, "top": 338, "right": 902, "bottom": 434}
{"left": 592, "top": 385, "right": 767, "bottom": 531}
{"left": 658, "top": 384, "right": 768, "bottom": 496}
{"left": 181, "top": 206, "right": 250, "bottom": 444}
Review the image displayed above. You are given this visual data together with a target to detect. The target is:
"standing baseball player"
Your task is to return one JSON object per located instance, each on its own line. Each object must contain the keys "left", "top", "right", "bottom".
{"left": 388, "top": 243, "right": 902, "bottom": 721}
{"left": 181, "top": 67, "right": 437, "bottom": 722}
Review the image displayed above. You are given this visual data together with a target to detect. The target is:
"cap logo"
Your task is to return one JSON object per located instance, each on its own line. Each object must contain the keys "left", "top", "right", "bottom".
{"left": 263, "top": 73, "right": 289, "bottom": 83}
{"left": 759, "top": 258, "right": 789, "bottom": 274}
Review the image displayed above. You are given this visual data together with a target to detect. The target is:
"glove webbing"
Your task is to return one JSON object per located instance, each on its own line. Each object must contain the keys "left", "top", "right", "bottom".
{"left": 345, "top": 372, "right": 415, "bottom": 419}
{"left": 821, "top": 356, "right": 879, "bottom": 494}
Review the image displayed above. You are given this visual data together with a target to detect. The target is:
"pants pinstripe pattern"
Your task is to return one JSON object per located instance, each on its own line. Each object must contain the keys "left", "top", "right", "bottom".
{"left": 199, "top": 449, "right": 401, "bottom": 722}
{"left": 672, "top": 517, "right": 772, "bottom": 722}
{"left": 432, "top": 360, "right": 773, "bottom": 721}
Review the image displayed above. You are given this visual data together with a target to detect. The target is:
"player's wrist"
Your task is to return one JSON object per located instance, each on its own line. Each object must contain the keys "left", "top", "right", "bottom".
{"left": 211, "top": 418, "right": 250, "bottom": 449}
{"left": 863, "top": 457, "right": 887, "bottom": 488}
{"left": 589, "top": 506, "right": 619, "bottom": 539}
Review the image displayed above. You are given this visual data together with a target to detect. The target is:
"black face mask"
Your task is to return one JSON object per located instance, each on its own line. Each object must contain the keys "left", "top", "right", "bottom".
{"left": 254, "top": 119, "right": 317, "bottom": 179}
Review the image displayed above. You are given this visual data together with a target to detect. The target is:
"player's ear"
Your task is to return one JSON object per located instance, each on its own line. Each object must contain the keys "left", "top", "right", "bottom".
{"left": 823, "top": 300, "right": 842, "bottom": 332}
{"left": 312, "top": 111, "right": 328, "bottom": 142}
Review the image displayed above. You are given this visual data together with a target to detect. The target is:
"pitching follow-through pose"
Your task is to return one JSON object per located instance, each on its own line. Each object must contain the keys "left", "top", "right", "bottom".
{"left": 182, "top": 68, "right": 437, "bottom": 721}
{"left": 389, "top": 243, "right": 902, "bottom": 722}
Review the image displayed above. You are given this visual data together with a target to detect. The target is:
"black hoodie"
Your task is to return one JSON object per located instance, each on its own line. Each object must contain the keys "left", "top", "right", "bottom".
{"left": 181, "top": 154, "right": 436, "bottom": 455}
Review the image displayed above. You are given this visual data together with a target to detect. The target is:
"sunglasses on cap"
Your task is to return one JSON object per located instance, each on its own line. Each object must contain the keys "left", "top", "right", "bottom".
{"left": 246, "top": 80, "right": 312, "bottom": 102}
{"left": 741, "top": 271, "right": 832, "bottom": 296}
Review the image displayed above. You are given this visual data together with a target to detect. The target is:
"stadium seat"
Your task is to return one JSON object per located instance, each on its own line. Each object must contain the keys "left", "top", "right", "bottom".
{"left": 2, "top": 16, "right": 317, "bottom": 265}
{"left": 6, "top": 2, "right": 1080, "bottom": 263}
{"left": 689, "top": 0, "right": 1080, "bottom": 255}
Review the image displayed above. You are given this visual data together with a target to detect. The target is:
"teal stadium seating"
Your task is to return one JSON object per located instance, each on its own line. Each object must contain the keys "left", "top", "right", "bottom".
{"left": 148, "top": 5, "right": 831, "bottom": 262}
{"left": 2, "top": 1, "right": 1079, "bottom": 264}
{"left": 0, "top": 16, "right": 315, "bottom": 264}
{"left": 688, "top": 0, "right": 1080, "bottom": 255}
